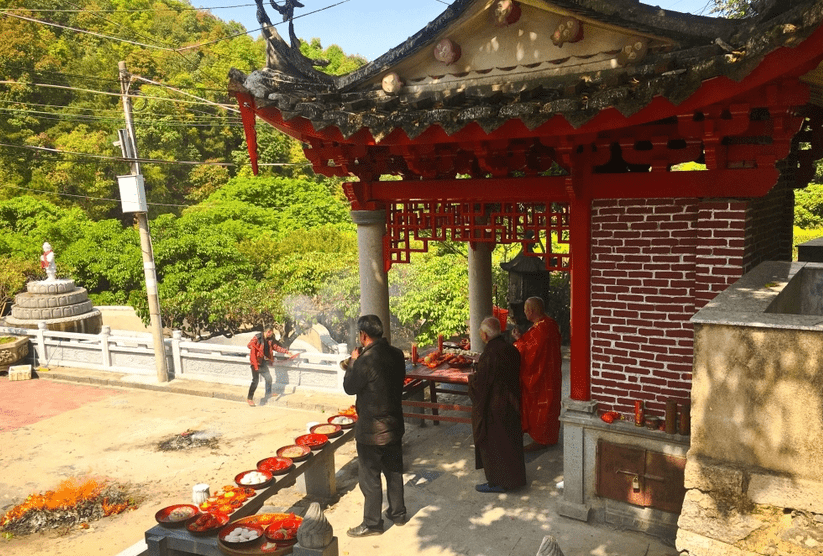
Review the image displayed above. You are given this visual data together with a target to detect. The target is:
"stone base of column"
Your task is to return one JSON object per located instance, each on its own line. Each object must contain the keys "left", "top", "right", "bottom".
{"left": 557, "top": 500, "right": 591, "bottom": 522}
{"left": 292, "top": 536, "right": 339, "bottom": 556}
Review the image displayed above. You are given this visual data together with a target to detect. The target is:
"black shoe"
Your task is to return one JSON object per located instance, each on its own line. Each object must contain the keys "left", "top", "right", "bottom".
{"left": 346, "top": 524, "right": 383, "bottom": 537}
{"left": 384, "top": 511, "right": 407, "bottom": 526}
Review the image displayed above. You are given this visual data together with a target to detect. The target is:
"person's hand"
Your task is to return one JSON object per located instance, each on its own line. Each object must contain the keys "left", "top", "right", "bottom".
{"left": 350, "top": 347, "right": 361, "bottom": 361}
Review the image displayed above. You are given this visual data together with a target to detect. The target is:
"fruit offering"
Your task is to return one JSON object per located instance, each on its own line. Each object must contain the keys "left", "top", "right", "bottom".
{"left": 187, "top": 511, "right": 229, "bottom": 534}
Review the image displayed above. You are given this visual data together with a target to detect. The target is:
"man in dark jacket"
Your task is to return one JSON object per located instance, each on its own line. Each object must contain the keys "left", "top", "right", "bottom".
{"left": 469, "top": 316, "right": 526, "bottom": 493}
{"left": 343, "top": 314, "right": 407, "bottom": 537}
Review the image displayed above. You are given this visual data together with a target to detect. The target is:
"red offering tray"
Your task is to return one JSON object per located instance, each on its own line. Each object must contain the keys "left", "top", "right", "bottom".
{"left": 155, "top": 504, "right": 199, "bottom": 527}
{"left": 233, "top": 514, "right": 296, "bottom": 553}
{"left": 327, "top": 414, "right": 357, "bottom": 428}
{"left": 264, "top": 513, "right": 303, "bottom": 547}
{"left": 310, "top": 423, "right": 342, "bottom": 438}
{"left": 256, "top": 456, "right": 294, "bottom": 475}
{"left": 186, "top": 511, "right": 229, "bottom": 536}
{"left": 276, "top": 444, "right": 311, "bottom": 461}
{"left": 295, "top": 433, "right": 328, "bottom": 450}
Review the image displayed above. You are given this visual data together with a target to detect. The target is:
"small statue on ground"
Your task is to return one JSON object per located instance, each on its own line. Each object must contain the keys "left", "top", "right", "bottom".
{"left": 296, "top": 501, "right": 333, "bottom": 549}
{"left": 40, "top": 242, "right": 56, "bottom": 282}
{"left": 536, "top": 535, "right": 565, "bottom": 556}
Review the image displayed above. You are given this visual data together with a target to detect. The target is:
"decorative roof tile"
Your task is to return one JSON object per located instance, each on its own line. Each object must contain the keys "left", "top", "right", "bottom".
{"left": 230, "top": 0, "right": 823, "bottom": 141}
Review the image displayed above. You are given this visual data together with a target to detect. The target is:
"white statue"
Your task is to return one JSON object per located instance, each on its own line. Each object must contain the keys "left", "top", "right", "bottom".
{"left": 40, "top": 242, "right": 56, "bottom": 281}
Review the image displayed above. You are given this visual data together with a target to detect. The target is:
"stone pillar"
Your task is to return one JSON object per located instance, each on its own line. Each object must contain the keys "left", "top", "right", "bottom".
{"left": 468, "top": 242, "right": 493, "bottom": 350}
{"left": 557, "top": 398, "right": 598, "bottom": 522}
{"left": 351, "top": 209, "right": 391, "bottom": 343}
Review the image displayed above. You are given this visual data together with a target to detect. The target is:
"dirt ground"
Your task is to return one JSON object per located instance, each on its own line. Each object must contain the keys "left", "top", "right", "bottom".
{"left": 0, "top": 378, "right": 357, "bottom": 556}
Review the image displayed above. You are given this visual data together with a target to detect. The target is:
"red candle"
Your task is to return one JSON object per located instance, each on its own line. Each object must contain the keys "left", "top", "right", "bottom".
{"left": 411, "top": 344, "right": 418, "bottom": 364}
{"left": 437, "top": 334, "right": 444, "bottom": 352}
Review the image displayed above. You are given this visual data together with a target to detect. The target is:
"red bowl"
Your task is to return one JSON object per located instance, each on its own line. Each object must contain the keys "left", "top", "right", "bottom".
{"left": 234, "top": 469, "right": 273, "bottom": 489}
{"left": 276, "top": 444, "right": 312, "bottom": 461}
{"left": 296, "top": 433, "right": 328, "bottom": 450}
{"left": 327, "top": 414, "right": 357, "bottom": 429}
{"left": 155, "top": 504, "right": 199, "bottom": 527}
{"left": 310, "top": 423, "right": 342, "bottom": 438}
{"left": 256, "top": 456, "right": 294, "bottom": 475}
{"left": 186, "top": 511, "right": 229, "bottom": 536}
{"left": 219, "top": 522, "right": 264, "bottom": 548}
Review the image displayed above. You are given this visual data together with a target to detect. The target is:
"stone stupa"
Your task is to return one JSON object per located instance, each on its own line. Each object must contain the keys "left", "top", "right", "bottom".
{"left": 5, "top": 242, "right": 102, "bottom": 334}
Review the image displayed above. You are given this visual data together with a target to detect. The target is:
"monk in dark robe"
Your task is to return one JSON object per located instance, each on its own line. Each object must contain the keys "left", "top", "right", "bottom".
{"left": 469, "top": 316, "right": 526, "bottom": 493}
{"left": 514, "top": 296, "right": 562, "bottom": 451}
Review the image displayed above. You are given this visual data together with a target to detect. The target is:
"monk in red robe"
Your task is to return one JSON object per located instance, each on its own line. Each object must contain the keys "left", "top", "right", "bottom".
{"left": 514, "top": 296, "right": 562, "bottom": 451}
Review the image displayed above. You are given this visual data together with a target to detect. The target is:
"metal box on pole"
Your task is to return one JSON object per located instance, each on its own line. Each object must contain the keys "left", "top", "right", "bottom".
{"left": 117, "top": 174, "right": 148, "bottom": 213}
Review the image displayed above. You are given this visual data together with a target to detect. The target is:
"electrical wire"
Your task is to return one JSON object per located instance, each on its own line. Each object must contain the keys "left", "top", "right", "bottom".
{"left": 1, "top": 11, "right": 178, "bottom": 52}
{"left": 0, "top": 80, "right": 238, "bottom": 110}
{"left": 0, "top": 142, "right": 311, "bottom": 167}
{"left": 0, "top": 183, "right": 191, "bottom": 207}
{"left": 0, "top": 3, "right": 257, "bottom": 14}
{"left": 0, "top": 108, "right": 244, "bottom": 128}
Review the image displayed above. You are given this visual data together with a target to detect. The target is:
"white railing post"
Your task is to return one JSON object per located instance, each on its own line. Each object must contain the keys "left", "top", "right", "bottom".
{"left": 36, "top": 321, "right": 47, "bottom": 365}
{"left": 172, "top": 330, "right": 183, "bottom": 377}
{"left": 100, "top": 325, "right": 112, "bottom": 368}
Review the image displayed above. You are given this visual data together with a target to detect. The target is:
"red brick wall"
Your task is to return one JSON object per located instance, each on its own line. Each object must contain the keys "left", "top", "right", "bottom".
{"left": 590, "top": 198, "right": 756, "bottom": 418}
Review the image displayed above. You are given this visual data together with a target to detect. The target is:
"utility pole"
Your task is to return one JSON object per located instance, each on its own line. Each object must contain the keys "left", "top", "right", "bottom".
{"left": 117, "top": 60, "right": 168, "bottom": 383}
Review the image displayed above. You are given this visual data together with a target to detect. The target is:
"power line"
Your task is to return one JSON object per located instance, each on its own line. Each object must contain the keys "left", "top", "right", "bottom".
{"left": 0, "top": 183, "right": 192, "bottom": 208}
{"left": 0, "top": 108, "right": 243, "bottom": 128}
{"left": 0, "top": 4, "right": 256, "bottom": 14}
{"left": 0, "top": 142, "right": 310, "bottom": 167}
{"left": 1, "top": 11, "right": 178, "bottom": 52}
{"left": 0, "top": 80, "right": 238, "bottom": 110}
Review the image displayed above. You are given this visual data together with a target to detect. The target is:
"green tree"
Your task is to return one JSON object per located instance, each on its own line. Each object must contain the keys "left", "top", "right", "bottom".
{"left": 795, "top": 182, "right": 823, "bottom": 228}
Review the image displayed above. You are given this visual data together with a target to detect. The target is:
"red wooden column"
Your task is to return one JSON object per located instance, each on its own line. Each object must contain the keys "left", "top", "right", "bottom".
{"left": 562, "top": 141, "right": 593, "bottom": 402}
{"left": 569, "top": 193, "right": 592, "bottom": 401}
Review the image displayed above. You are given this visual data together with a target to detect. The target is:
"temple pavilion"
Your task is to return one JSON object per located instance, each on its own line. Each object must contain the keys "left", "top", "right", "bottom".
{"left": 228, "top": 0, "right": 823, "bottom": 551}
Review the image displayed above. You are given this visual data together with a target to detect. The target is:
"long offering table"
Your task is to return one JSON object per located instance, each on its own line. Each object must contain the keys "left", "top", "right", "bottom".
{"left": 402, "top": 358, "right": 475, "bottom": 425}
{"left": 145, "top": 428, "right": 354, "bottom": 556}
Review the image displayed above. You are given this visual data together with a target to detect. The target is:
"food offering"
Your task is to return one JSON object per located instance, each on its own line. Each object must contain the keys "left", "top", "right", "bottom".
{"left": 233, "top": 514, "right": 297, "bottom": 553}
{"left": 186, "top": 511, "right": 229, "bottom": 536}
{"left": 264, "top": 513, "right": 303, "bottom": 547}
{"left": 276, "top": 444, "right": 312, "bottom": 462}
{"left": 218, "top": 522, "right": 264, "bottom": 548}
{"left": 327, "top": 414, "right": 356, "bottom": 428}
{"left": 155, "top": 504, "right": 199, "bottom": 527}
{"left": 256, "top": 456, "right": 294, "bottom": 475}
{"left": 424, "top": 351, "right": 474, "bottom": 369}
{"left": 310, "top": 423, "right": 342, "bottom": 438}
{"left": 295, "top": 433, "right": 329, "bottom": 450}
{"left": 234, "top": 469, "right": 273, "bottom": 489}
{"left": 199, "top": 485, "right": 255, "bottom": 514}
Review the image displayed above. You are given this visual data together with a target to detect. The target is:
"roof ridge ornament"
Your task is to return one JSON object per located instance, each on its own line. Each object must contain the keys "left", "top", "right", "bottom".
{"left": 268, "top": 0, "right": 304, "bottom": 50}
{"left": 254, "top": 0, "right": 334, "bottom": 84}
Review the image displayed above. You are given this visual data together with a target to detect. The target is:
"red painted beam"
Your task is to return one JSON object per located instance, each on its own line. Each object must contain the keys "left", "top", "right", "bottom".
{"left": 350, "top": 166, "right": 780, "bottom": 204}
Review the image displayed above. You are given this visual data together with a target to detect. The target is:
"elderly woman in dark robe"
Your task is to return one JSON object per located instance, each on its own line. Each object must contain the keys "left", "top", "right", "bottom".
{"left": 468, "top": 316, "right": 527, "bottom": 493}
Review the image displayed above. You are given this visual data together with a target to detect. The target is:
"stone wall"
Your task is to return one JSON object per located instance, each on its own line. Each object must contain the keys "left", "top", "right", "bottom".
{"left": 679, "top": 261, "right": 823, "bottom": 556}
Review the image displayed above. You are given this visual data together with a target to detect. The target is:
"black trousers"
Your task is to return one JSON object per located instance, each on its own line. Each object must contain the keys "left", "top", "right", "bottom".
{"left": 356, "top": 441, "right": 406, "bottom": 527}
{"left": 247, "top": 363, "right": 272, "bottom": 400}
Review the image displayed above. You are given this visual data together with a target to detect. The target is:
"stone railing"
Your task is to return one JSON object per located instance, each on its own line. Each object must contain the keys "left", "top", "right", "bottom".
{"left": 0, "top": 323, "right": 349, "bottom": 394}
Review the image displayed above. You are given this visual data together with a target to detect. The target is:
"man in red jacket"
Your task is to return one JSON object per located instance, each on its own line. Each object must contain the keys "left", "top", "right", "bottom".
{"left": 247, "top": 328, "right": 290, "bottom": 406}
{"left": 514, "top": 297, "right": 562, "bottom": 451}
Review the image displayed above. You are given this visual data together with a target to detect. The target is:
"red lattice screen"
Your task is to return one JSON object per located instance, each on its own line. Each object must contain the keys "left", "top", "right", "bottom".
{"left": 384, "top": 201, "right": 570, "bottom": 271}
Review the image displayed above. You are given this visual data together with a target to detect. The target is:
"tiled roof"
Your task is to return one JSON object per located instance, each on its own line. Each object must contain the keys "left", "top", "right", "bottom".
{"left": 229, "top": 0, "right": 823, "bottom": 141}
